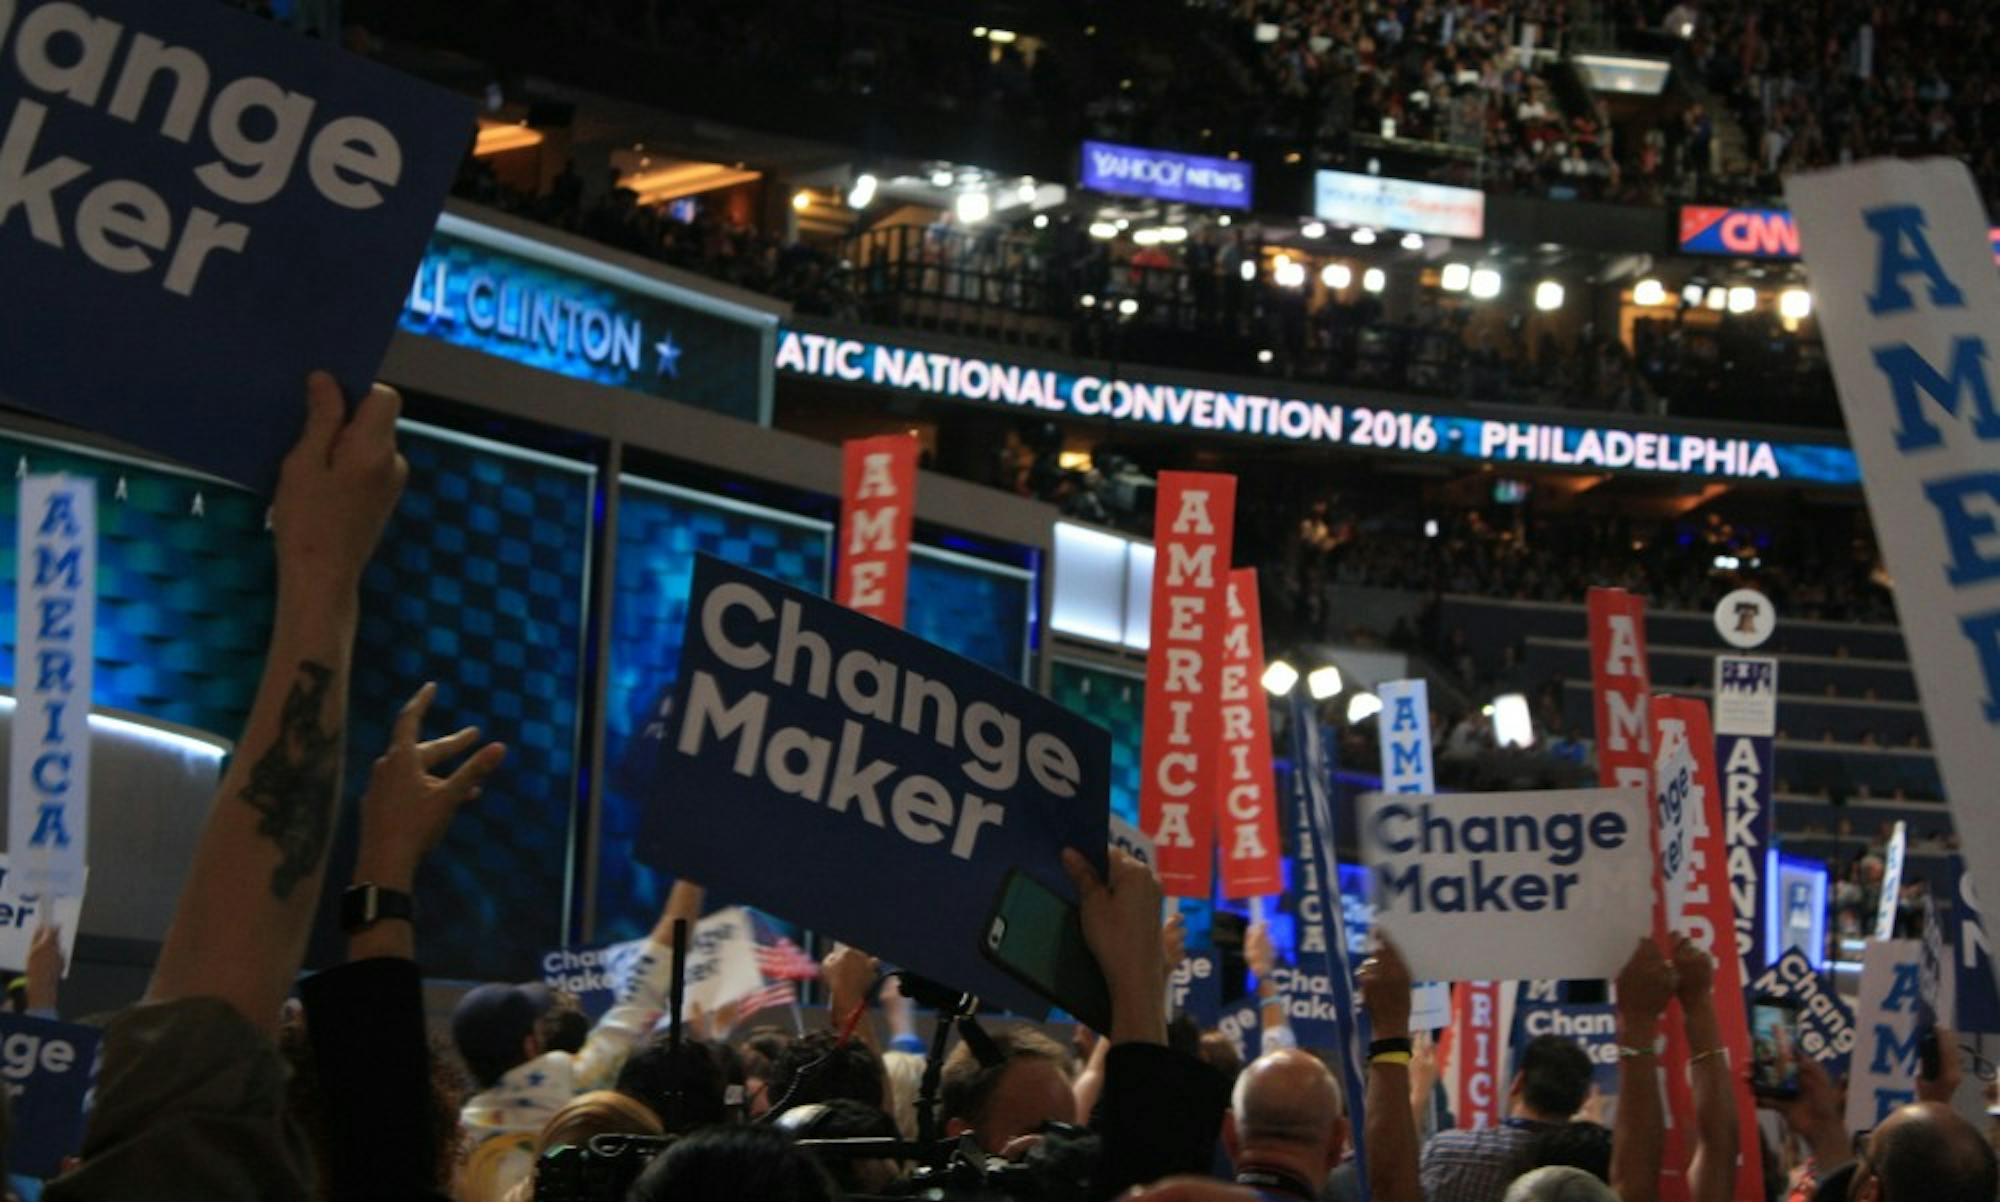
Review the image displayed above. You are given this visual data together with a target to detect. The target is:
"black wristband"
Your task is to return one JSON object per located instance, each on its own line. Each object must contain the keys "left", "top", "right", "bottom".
{"left": 1368, "top": 1036, "right": 1414, "bottom": 1058}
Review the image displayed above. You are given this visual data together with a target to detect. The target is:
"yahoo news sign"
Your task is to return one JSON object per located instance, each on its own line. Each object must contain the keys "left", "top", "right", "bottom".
{"left": 778, "top": 329, "right": 1861, "bottom": 484}
{"left": 1680, "top": 205, "right": 2000, "bottom": 263}
{"left": 1079, "top": 140, "right": 1252, "bottom": 211}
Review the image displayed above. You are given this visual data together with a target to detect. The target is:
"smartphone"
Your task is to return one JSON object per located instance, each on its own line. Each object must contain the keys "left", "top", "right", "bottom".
{"left": 982, "top": 870, "right": 1113, "bottom": 1033}
{"left": 1750, "top": 995, "right": 1803, "bottom": 1100}
{"left": 1919, "top": 1025, "right": 1942, "bottom": 1082}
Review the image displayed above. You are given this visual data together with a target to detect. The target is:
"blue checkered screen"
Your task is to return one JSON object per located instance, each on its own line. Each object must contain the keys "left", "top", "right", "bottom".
{"left": 906, "top": 552, "right": 1032, "bottom": 681}
{"left": 1049, "top": 659, "right": 1144, "bottom": 826}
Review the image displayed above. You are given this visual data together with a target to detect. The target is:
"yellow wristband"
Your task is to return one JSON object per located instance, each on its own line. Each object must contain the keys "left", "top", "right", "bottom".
{"left": 1370, "top": 1050, "right": 1414, "bottom": 1067}
{"left": 1688, "top": 1047, "right": 1728, "bottom": 1067}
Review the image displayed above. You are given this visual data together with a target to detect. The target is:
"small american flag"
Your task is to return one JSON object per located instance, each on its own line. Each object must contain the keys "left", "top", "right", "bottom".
{"left": 735, "top": 979, "right": 799, "bottom": 1019}
{"left": 756, "top": 933, "right": 821, "bottom": 981}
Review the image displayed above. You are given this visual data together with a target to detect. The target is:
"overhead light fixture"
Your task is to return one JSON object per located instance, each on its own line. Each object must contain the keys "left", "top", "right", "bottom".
{"left": 1089, "top": 221, "right": 1119, "bottom": 240}
{"left": 1261, "top": 660, "right": 1299, "bottom": 695}
{"left": 1033, "top": 213, "right": 1049, "bottom": 229}
{"left": 955, "top": 190, "right": 992, "bottom": 224}
{"left": 791, "top": 189, "right": 813, "bottom": 212}
{"left": 1307, "top": 665, "right": 1344, "bottom": 700}
{"left": 1727, "top": 286, "right": 1757, "bottom": 314}
{"left": 1424, "top": 519, "right": 1440, "bottom": 538}
{"left": 1254, "top": 21, "right": 1281, "bottom": 43}
{"left": 1239, "top": 259, "right": 1258, "bottom": 282}
{"left": 988, "top": 28, "right": 1018, "bottom": 43}
{"left": 930, "top": 168, "right": 956, "bottom": 188}
{"left": 1400, "top": 232, "right": 1425, "bottom": 250}
{"left": 1440, "top": 263, "right": 1471, "bottom": 292}
{"left": 1351, "top": 227, "right": 1378, "bottom": 246}
{"left": 1275, "top": 259, "right": 1307, "bottom": 288}
{"left": 847, "top": 173, "right": 877, "bottom": 209}
{"left": 1321, "top": 263, "right": 1352, "bottom": 289}
{"left": 1218, "top": 214, "right": 1232, "bottom": 227}
{"left": 1470, "top": 268, "right": 1502, "bottom": 299}
{"left": 1534, "top": 279, "right": 1565, "bottom": 311}
{"left": 1118, "top": 297, "right": 1139, "bottom": 316}
{"left": 1492, "top": 693, "right": 1534, "bottom": 748}
{"left": 1302, "top": 220, "right": 1328, "bottom": 239}
{"left": 1363, "top": 267, "right": 1386, "bottom": 293}
{"left": 972, "top": 25, "right": 989, "bottom": 37}
{"left": 1705, "top": 286, "right": 1727, "bottom": 311}
{"left": 1347, "top": 691, "right": 1383, "bottom": 723}
{"left": 1017, "top": 179, "right": 1037, "bottom": 203}
{"left": 1780, "top": 288, "right": 1812, "bottom": 319}
{"left": 1682, "top": 282, "right": 1706, "bottom": 307}
{"left": 1159, "top": 226, "right": 1188, "bottom": 243}
{"left": 1079, "top": 294, "right": 1097, "bottom": 308}
{"left": 1133, "top": 228, "right": 1162, "bottom": 246}
{"left": 1256, "top": 348, "right": 1275, "bottom": 364}
{"left": 1632, "top": 278, "right": 1665, "bottom": 306}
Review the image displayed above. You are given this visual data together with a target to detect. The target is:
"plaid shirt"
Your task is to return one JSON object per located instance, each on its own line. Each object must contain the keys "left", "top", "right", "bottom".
{"left": 1418, "top": 1118, "right": 1559, "bottom": 1202}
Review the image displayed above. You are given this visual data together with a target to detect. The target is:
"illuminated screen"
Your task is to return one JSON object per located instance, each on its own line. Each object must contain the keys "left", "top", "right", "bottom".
{"left": 1049, "top": 659, "right": 1144, "bottom": 825}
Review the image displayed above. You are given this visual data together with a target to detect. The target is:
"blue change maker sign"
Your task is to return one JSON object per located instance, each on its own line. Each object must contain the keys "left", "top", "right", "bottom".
{"left": 400, "top": 212, "right": 775, "bottom": 425}
{"left": 0, "top": 0, "right": 474, "bottom": 492}
{"left": 1079, "top": 140, "right": 1253, "bottom": 211}
{"left": 647, "top": 555, "right": 1109, "bottom": 1017}
{"left": 776, "top": 330, "right": 1861, "bottom": 486}
{"left": 0, "top": 1012, "right": 101, "bottom": 1179}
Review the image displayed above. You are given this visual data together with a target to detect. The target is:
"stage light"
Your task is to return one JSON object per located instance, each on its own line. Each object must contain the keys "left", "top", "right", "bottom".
{"left": 1363, "top": 267, "right": 1386, "bottom": 293}
{"left": 1705, "top": 286, "right": 1727, "bottom": 310}
{"left": 1158, "top": 226, "right": 1189, "bottom": 243}
{"left": 1633, "top": 278, "right": 1666, "bottom": 306}
{"left": 1017, "top": 179, "right": 1037, "bottom": 203}
{"left": 1033, "top": 213, "right": 1049, "bottom": 229}
{"left": 930, "top": 169, "right": 955, "bottom": 188}
{"left": 1401, "top": 232, "right": 1425, "bottom": 250}
{"left": 1727, "top": 286, "right": 1757, "bottom": 314}
{"left": 1133, "top": 228, "right": 1162, "bottom": 246}
{"left": 1307, "top": 665, "right": 1344, "bottom": 700}
{"left": 1080, "top": 294, "right": 1097, "bottom": 308}
{"left": 791, "top": 190, "right": 813, "bottom": 212}
{"left": 955, "top": 190, "right": 991, "bottom": 223}
{"left": 1257, "top": 348, "right": 1275, "bottom": 363}
{"left": 1218, "top": 214, "right": 1232, "bottom": 227}
{"left": 1240, "top": 259, "right": 1258, "bottom": 281}
{"left": 847, "top": 174, "right": 877, "bottom": 208}
{"left": 1254, "top": 21, "right": 1281, "bottom": 42}
{"left": 1090, "top": 221, "right": 1119, "bottom": 240}
{"left": 1275, "top": 259, "right": 1307, "bottom": 288}
{"left": 1262, "top": 660, "right": 1300, "bottom": 695}
{"left": 1440, "top": 263, "right": 1470, "bottom": 292}
{"left": 1347, "top": 691, "right": 1383, "bottom": 723}
{"left": 1351, "top": 227, "right": 1378, "bottom": 245}
{"left": 1424, "top": 519, "right": 1439, "bottom": 538}
{"left": 1714, "top": 554, "right": 1740, "bottom": 569}
{"left": 1780, "top": 288, "right": 1812, "bottom": 319}
{"left": 1303, "top": 220, "right": 1328, "bottom": 239}
{"left": 1681, "top": 282, "right": 1705, "bottom": 306}
{"left": 988, "top": 28, "right": 1018, "bottom": 43}
{"left": 1321, "top": 263, "right": 1352, "bottom": 289}
{"left": 1118, "top": 297, "right": 1139, "bottom": 316}
{"left": 1492, "top": 693, "right": 1534, "bottom": 748}
{"left": 1470, "top": 268, "right": 1502, "bottom": 299}
{"left": 1534, "top": 279, "right": 1564, "bottom": 311}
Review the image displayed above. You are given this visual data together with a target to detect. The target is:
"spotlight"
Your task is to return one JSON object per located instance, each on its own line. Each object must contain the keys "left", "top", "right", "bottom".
{"left": 1321, "top": 263, "right": 1353, "bottom": 289}
{"left": 955, "top": 190, "right": 991, "bottom": 224}
{"left": 1302, "top": 220, "right": 1328, "bottom": 239}
{"left": 1257, "top": 348, "right": 1275, "bottom": 364}
{"left": 1218, "top": 215, "right": 1232, "bottom": 227}
{"left": 792, "top": 190, "right": 813, "bottom": 212}
{"left": 1118, "top": 297, "right": 1139, "bottom": 316}
{"left": 847, "top": 173, "right": 878, "bottom": 209}
{"left": 1262, "top": 660, "right": 1299, "bottom": 695}
{"left": 1239, "top": 259, "right": 1259, "bottom": 281}
{"left": 1491, "top": 693, "right": 1534, "bottom": 748}
{"left": 1681, "top": 282, "right": 1706, "bottom": 307}
{"left": 930, "top": 168, "right": 955, "bottom": 188}
{"left": 1727, "top": 286, "right": 1756, "bottom": 314}
{"left": 1440, "top": 263, "right": 1471, "bottom": 292}
{"left": 1351, "top": 227, "right": 1378, "bottom": 246}
{"left": 1017, "top": 179, "right": 1038, "bottom": 203}
{"left": 1424, "top": 519, "right": 1439, "bottom": 538}
{"left": 1534, "top": 279, "right": 1564, "bottom": 311}
{"left": 1347, "top": 692, "right": 1383, "bottom": 723}
{"left": 1779, "top": 289, "right": 1811, "bottom": 319}
{"left": 1089, "top": 221, "right": 1119, "bottom": 240}
{"left": 1033, "top": 213, "right": 1049, "bottom": 229}
{"left": 1632, "top": 278, "right": 1666, "bottom": 306}
{"left": 1470, "top": 268, "right": 1502, "bottom": 299}
{"left": 1080, "top": 294, "right": 1097, "bottom": 308}
{"left": 1275, "top": 259, "right": 1307, "bottom": 288}
{"left": 1363, "top": 267, "right": 1386, "bottom": 293}
{"left": 1705, "top": 286, "right": 1727, "bottom": 310}
{"left": 1400, "top": 232, "right": 1425, "bottom": 250}
{"left": 1307, "top": 665, "right": 1344, "bottom": 700}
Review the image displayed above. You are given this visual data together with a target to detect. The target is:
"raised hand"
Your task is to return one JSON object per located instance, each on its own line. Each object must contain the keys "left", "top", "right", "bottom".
{"left": 1358, "top": 935, "right": 1414, "bottom": 1039}
{"left": 1063, "top": 847, "right": 1166, "bottom": 1044}
{"left": 355, "top": 682, "right": 508, "bottom": 891}
{"left": 273, "top": 372, "right": 407, "bottom": 595}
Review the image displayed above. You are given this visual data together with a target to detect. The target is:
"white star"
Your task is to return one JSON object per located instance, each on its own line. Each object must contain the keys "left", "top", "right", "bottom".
{"left": 655, "top": 332, "right": 683, "bottom": 377}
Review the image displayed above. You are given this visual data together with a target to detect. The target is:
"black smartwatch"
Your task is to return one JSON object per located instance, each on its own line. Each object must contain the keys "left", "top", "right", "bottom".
{"left": 339, "top": 883, "right": 415, "bottom": 933}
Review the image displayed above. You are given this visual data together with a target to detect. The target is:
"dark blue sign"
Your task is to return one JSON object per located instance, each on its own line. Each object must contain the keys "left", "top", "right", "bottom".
{"left": 1079, "top": 140, "right": 1252, "bottom": 210}
{"left": 401, "top": 216, "right": 772, "bottom": 424}
{"left": 1746, "top": 948, "right": 1855, "bottom": 1078}
{"left": 0, "top": 1012, "right": 100, "bottom": 1178}
{"left": 541, "top": 939, "right": 644, "bottom": 1020}
{"left": 1510, "top": 985, "right": 1621, "bottom": 1096}
{"left": 0, "top": 0, "right": 473, "bottom": 491}
{"left": 1169, "top": 951, "right": 1223, "bottom": 1028}
{"left": 647, "top": 555, "right": 1109, "bottom": 1017}
{"left": 1935, "top": 856, "right": 2000, "bottom": 1033}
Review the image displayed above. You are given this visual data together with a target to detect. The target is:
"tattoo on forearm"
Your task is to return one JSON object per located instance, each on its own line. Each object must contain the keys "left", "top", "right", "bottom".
{"left": 240, "top": 660, "right": 342, "bottom": 900}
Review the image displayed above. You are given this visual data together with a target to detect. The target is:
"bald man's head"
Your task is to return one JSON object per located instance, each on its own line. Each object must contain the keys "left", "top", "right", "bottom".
{"left": 1230, "top": 1049, "right": 1345, "bottom": 1159}
{"left": 1856, "top": 1102, "right": 1996, "bottom": 1202}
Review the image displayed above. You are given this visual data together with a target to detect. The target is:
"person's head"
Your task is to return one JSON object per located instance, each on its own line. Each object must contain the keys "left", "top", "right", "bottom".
{"left": 1198, "top": 1031, "right": 1245, "bottom": 1083}
{"left": 1528, "top": 1121, "right": 1612, "bottom": 1183}
{"left": 769, "top": 1030, "right": 889, "bottom": 1117}
{"left": 1851, "top": 1101, "right": 1997, "bottom": 1202}
{"left": 451, "top": 982, "right": 558, "bottom": 1088}
{"left": 1508, "top": 1036, "right": 1594, "bottom": 1122}
{"left": 625, "top": 1125, "right": 836, "bottom": 1202}
{"left": 499, "top": 1091, "right": 664, "bottom": 1202}
{"left": 740, "top": 1026, "right": 795, "bottom": 1118}
{"left": 939, "top": 1025, "right": 1076, "bottom": 1155}
{"left": 615, "top": 1036, "right": 732, "bottom": 1134}
{"left": 776, "top": 1098, "right": 902, "bottom": 1195}
{"left": 1222, "top": 1049, "right": 1348, "bottom": 1191}
{"left": 1502, "top": 1166, "right": 1619, "bottom": 1202}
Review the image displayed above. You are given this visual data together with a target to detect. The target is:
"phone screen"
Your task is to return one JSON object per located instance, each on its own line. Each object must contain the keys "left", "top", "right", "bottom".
{"left": 1750, "top": 997, "right": 1803, "bottom": 1098}
{"left": 983, "top": 871, "right": 1112, "bottom": 1031}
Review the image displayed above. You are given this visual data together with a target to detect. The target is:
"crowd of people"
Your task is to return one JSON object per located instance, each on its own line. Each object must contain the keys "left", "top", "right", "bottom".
{"left": 8, "top": 375, "right": 1986, "bottom": 1202}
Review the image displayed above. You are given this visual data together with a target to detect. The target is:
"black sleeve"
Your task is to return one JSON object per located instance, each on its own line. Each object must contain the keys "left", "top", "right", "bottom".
{"left": 1090, "top": 1042, "right": 1231, "bottom": 1198}
{"left": 299, "top": 957, "right": 440, "bottom": 1202}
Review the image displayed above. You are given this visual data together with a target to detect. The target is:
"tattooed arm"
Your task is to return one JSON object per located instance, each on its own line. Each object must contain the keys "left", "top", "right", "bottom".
{"left": 146, "top": 373, "right": 407, "bottom": 1033}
